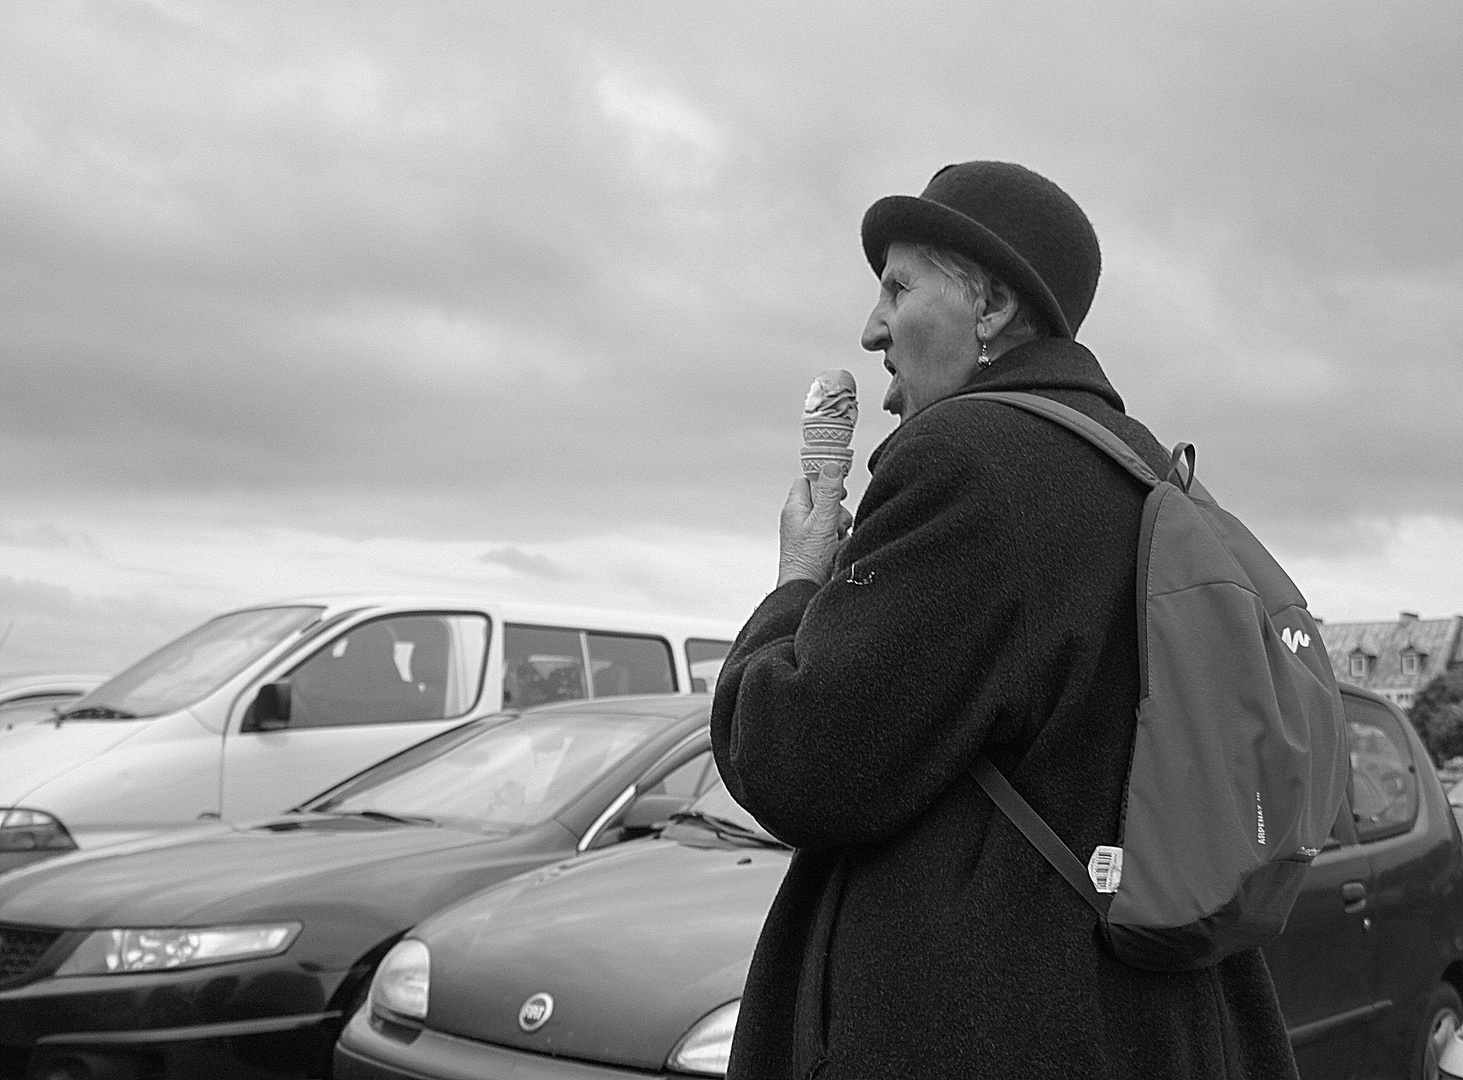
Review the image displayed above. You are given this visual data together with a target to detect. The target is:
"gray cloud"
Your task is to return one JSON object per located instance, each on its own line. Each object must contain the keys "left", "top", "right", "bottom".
{"left": 479, "top": 545, "right": 570, "bottom": 581}
{"left": 0, "top": 519, "right": 78, "bottom": 550}
{"left": 0, "top": 575, "right": 209, "bottom": 675}
{"left": 0, "top": 0, "right": 1459, "bottom": 556}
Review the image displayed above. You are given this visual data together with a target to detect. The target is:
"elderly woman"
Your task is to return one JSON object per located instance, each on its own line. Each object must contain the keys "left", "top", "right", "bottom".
{"left": 710, "top": 162, "right": 1296, "bottom": 1079}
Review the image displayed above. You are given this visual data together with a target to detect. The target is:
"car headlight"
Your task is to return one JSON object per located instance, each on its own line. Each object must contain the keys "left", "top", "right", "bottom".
{"left": 371, "top": 939, "right": 430, "bottom": 1022}
{"left": 0, "top": 808, "right": 77, "bottom": 853}
{"left": 54, "top": 924, "right": 301, "bottom": 976}
{"left": 667, "top": 999, "right": 740, "bottom": 1076}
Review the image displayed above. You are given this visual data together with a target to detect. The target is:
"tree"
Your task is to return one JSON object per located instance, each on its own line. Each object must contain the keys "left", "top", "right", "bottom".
{"left": 1408, "top": 669, "right": 1463, "bottom": 765}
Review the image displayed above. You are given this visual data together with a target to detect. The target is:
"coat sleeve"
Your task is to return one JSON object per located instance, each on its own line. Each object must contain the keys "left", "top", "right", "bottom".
{"left": 710, "top": 421, "right": 1041, "bottom": 850}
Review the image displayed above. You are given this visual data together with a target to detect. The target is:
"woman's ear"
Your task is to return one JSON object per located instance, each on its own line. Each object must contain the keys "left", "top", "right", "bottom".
{"left": 977, "top": 277, "right": 1021, "bottom": 342}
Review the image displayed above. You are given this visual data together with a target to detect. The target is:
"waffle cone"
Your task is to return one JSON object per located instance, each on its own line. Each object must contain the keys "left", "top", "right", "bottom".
{"left": 801, "top": 416, "right": 855, "bottom": 448}
{"left": 801, "top": 446, "right": 854, "bottom": 478}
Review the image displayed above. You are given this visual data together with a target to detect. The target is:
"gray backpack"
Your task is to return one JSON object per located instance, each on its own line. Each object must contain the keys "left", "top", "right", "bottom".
{"left": 961, "top": 391, "right": 1349, "bottom": 972}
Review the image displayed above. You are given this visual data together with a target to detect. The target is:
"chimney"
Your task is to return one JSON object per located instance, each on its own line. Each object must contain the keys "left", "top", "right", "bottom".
{"left": 1400, "top": 611, "right": 1420, "bottom": 622}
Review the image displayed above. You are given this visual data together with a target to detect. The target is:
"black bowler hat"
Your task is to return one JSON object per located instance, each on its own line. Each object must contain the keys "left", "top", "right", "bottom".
{"left": 861, "top": 161, "right": 1101, "bottom": 339}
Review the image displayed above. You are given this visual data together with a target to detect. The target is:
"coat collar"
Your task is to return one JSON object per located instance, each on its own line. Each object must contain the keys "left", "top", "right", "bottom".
{"left": 955, "top": 337, "right": 1124, "bottom": 409}
{"left": 867, "top": 338, "right": 1125, "bottom": 473}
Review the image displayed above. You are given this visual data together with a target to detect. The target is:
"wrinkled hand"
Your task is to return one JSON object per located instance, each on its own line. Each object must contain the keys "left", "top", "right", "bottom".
{"left": 778, "top": 463, "right": 854, "bottom": 588}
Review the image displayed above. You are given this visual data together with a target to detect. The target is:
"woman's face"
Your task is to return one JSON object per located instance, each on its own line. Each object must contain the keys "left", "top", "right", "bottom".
{"left": 861, "top": 242, "right": 983, "bottom": 423}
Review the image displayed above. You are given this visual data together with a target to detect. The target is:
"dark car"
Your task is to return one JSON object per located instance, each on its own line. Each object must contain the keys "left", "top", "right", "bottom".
{"left": 334, "top": 779, "right": 784, "bottom": 1080}
{"left": 336, "top": 683, "right": 1463, "bottom": 1080}
{"left": 0, "top": 695, "right": 720, "bottom": 1080}
{"left": 1265, "top": 684, "right": 1463, "bottom": 1080}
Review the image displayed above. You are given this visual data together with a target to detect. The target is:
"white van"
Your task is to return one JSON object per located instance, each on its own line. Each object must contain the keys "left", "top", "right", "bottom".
{"left": 0, "top": 595, "right": 735, "bottom": 873}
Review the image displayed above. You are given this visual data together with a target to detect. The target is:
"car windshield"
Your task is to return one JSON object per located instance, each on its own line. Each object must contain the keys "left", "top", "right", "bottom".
{"left": 679, "top": 778, "right": 781, "bottom": 844}
{"left": 66, "top": 607, "right": 322, "bottom": 720}
{"left": 306, "top": 710, "right": 667, "bottom": 832}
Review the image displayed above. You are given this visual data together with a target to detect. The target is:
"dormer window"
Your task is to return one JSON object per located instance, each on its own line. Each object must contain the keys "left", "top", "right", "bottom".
{"left": 1349, "top": 654, "right": 1368, "bottom": 679}
{"left": 1401, "top": 652, "right": 1421, "bottom": 676}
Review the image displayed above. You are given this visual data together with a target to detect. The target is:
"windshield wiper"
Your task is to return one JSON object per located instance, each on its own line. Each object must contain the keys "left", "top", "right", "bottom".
{"left": 56, "top": 705, "right": 138, "bottom": 722}
{"left": 310, "top": 808, "right": 437, "bottom": 826}
{"left": 668, "top": 810, "right": 790, "bottom": 849}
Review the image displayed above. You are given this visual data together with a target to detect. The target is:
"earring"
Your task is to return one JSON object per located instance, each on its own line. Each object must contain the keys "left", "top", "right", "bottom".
{"left": 977, "top": 333, "right": 992, "bottom": 369}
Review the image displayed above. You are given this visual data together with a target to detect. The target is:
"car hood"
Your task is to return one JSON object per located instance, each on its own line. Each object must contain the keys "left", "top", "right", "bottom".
{"left": 0, "top": 815, "right": 519, "bottom": 929}
{"left": 418, "top": 834, "right": 789, "bottom": 1072}
{"left": 0, "top": 719, "right": 152, "bottom": 803}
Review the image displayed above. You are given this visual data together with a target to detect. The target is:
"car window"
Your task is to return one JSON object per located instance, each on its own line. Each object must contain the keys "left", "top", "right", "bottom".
{"left": 503, "top": 627, "right": 681, "bottom": 707}
{"left": 686, "top": 638, "right": 732, "bottom": 693}
{"left": 71, "top": 606, "right": 321, "bottom": 719}
{"left": 643, "top": 750, "right": 714, "bottom": 799}
{"left": 587, "top": 633, "right": 676, "bottom": 697}
{"left": 309, "top": 711, "right": 665, "bottom": 831}
{"left": 284, "top": 613, "right": 489, "bottom": 729}
{"left": 503, "top": 625, "right": 588, "bottom": 708}
{"left": 1345, "top": 696, "right": 1419, "bottom": 842}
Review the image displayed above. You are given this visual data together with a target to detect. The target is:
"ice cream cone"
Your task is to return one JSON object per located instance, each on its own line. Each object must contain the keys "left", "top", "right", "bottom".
{"left": 801, "top": 417, "right": 855, "bottom": 448}
{"left": 801, "top": 368, "right": 858, "bottom": 478}
{"left": 801, "top": 446, "right": 854, "bottom": 478}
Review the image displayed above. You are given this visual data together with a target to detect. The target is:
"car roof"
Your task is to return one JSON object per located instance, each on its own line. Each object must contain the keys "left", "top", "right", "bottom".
{"left": 516, "top": 692, "right": 713, "bottom": 723}
{"left": 209, "top": 594, "right": 738, "bottom": 640}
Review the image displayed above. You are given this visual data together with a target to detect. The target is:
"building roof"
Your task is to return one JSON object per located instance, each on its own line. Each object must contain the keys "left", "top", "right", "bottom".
{"left": 1319, "top": 615, "right": 1462, "bottom": 694}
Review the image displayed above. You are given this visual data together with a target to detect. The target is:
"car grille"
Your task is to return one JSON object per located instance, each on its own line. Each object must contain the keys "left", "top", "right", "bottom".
{"left": 0, "top": 925, "right": 60, "bottom": 984}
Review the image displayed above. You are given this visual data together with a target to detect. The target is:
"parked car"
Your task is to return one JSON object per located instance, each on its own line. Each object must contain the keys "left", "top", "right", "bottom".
{"left": 0, "top": 673, "right": 107, "bottom": 731}
{"left": 1264, "top": 683, "right": 1463, "bottom": 1079}
{"left": 334, "top": 770, "right": 782, "bottom": 1080}
{"left": 0, "top": 595, "right": 732, "bottom": 875}
{"left": 336, "top": 684, "right": 1463, "bottom": 1080}
{"left": 0, "top": 694, "right": 719, "bottom": 1080}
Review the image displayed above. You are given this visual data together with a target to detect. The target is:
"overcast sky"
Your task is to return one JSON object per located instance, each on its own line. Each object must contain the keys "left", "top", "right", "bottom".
{"left": 2, "top": 0, "right": 1461, "bottom": 674}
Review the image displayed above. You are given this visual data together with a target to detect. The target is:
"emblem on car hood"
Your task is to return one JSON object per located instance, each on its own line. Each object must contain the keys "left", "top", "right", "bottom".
{"left": 518, "top": 992, "right": 554, "bottom": 1032}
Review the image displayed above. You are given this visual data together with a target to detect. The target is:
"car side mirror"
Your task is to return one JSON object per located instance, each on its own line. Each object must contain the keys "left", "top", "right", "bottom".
{"left": 618, "top": 794, "right": 692, "bottom": 838}
{"left": 244, "top": 681, "right": 292, "bottom": 732}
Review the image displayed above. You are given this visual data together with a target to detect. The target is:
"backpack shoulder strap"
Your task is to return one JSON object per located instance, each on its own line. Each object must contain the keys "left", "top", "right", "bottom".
{"left": 970, "top": 754, "right": 1111, "bottom": 917}
{"left": 956, "top": 390, "right": 1160, "bottom": 488}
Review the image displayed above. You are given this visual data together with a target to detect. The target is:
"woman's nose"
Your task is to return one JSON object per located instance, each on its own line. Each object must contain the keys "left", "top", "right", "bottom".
{"left": 861, "top": 307, "right": 889, "bottom": 352}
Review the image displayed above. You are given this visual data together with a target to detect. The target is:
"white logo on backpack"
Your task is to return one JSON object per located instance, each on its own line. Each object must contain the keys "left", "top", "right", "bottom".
{"left": 1280, "top": 627, "right": 1311, "bottom": 653}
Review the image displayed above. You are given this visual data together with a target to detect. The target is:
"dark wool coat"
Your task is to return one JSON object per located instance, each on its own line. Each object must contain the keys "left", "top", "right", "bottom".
{"left": 711, "top": 338, "right": 1298, "bottom": 1080}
